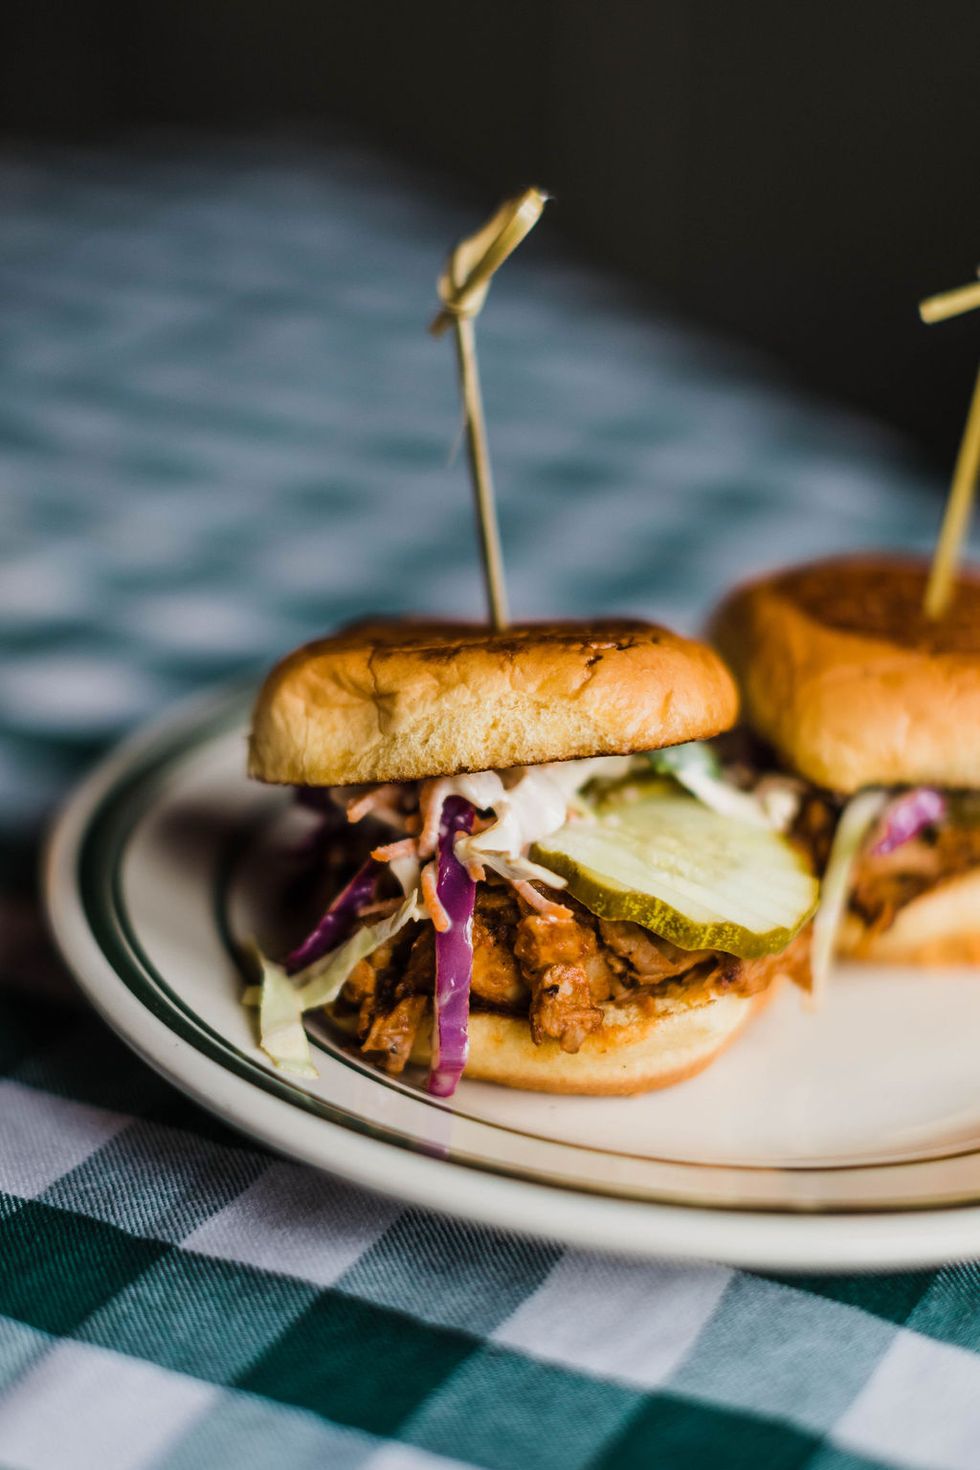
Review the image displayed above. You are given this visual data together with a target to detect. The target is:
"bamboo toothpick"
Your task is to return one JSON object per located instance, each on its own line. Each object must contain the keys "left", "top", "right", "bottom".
{"left": 919, "top": 277, "right": 980, "bottom": 325}
{"left": 918, "top": 270, "right": 980, "bottom": 619}
{"left": 431, "top": 188, "right": 549, "bottom": 629}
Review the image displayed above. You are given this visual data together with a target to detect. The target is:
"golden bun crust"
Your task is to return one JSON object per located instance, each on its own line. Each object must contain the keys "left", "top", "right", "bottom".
{"left": 711, "top": 555, "right": 980, "bottom": 792}
{"left": 329, "top": 987, "right": 775, "bottom": 1096}
{"left": 838, "top": 869, "right": 980, "bottom": 966}
{"left": 249, "top": 618, "right": 738, "bottom": 787}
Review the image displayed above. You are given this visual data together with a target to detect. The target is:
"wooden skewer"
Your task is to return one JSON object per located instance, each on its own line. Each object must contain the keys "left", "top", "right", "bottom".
{"left": 918, "top": 273, "right": 980, "bottom": 619}
{"left": 431, "top": 188, "right": 549, "bottom": 629}
{"left": 923, "top": 365, "right": 980, "bottom": 619}
{"left": 452, "top": 315, "right": 509, "bottom": 629}
{"left": 919, "top": 278, "right": 980, "bottom": 325}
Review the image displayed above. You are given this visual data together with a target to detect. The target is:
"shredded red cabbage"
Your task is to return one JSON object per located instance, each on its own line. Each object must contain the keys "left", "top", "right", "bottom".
{"left": 870, "top": 788, "right": 946, "bottom": 856}
{"left": 427, "top": 796, "right": 477, "bottom": 1097}
{"left": 284, "top": 858, "right": 381, "bottom": 973}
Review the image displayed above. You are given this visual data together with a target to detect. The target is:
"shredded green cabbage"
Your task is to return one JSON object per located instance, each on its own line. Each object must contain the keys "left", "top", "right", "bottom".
{"left": 648, "top": 741, "right": 723, "bottom": 781}
{"left": 242, "top": 892, "right": 422, "bottom": 1078}
{"left": 294, "top": 891, "right": 422, "bottom": 1009}
{"left": 247, "top": 943, "right": 317, "bottom": 1079}
{"left": 456, "top": 843, "right": 566, "bottom": 891}
{"left": 648, "top": 743, "right": 771, "bottom": 829}
{"left": 810, "top": 790, "right": 887, "bottom": 1002}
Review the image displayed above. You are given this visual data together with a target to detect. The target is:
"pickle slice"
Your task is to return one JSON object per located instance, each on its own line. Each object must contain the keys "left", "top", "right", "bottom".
{"left": 532, "top": 794, "right": 818, "bottom": 958}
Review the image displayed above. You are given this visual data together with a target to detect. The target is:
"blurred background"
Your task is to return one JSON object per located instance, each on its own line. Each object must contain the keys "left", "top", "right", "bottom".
{"left": 1, "top": 2, "right": 979, "bottom": 868}
{"left": 5, "top": 0, "right": 979, "bottom": 454}
{"left": 1, "top": 12, "right": 979, "bottom": 1449}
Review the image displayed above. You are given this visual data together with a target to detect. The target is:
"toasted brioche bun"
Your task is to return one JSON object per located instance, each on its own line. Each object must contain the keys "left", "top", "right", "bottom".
{"left": 711, "top": 556, "right": 980, "bottom": 793}
{"left": 328, "top": 986, "right": 776, "bottom": 1096}
{"left": 839, "top": 869, "right": 980, "bottom": 966}
{"left": 250, "top": 619, "right": 738, "bottom": 787}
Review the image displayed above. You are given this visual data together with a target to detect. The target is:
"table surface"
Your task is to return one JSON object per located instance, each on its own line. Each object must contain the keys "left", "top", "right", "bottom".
{"left": 2, "top": 137, "right": 978, "bottom": 1470}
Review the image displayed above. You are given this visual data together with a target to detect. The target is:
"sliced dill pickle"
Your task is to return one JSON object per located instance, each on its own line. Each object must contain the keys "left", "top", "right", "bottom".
{"left": 532, "top": 794, "right": 818, "bottom": 958}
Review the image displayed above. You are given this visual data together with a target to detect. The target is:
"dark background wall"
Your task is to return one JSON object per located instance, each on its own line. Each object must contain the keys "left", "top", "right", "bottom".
{"left": 5, "top": 0, "right": 978, "bottom": 464}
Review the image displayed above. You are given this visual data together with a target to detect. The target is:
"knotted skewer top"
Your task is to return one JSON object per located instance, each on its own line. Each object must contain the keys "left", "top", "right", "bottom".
{"left": 918, "top": 267, "right": 980, "bottom": 619}
{"left": 430, "top": 188, "right": 548, "bottom": 337}
{"left": 430, "top": 188, "right": 549, "bottom": 629}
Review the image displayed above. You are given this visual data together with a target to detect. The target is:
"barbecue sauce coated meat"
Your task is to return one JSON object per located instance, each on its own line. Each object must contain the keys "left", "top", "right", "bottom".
{"left": 514, "top": 912, "right": 606, "bottom": 1052}
{"left": 849, "top": 819, "right": 980, "bottom": 937}
{"left": 337, "top": 880, "right": 806, "bottom": 1075}
{"left": 790, "top": 791, "right": 980, "bottom": 941}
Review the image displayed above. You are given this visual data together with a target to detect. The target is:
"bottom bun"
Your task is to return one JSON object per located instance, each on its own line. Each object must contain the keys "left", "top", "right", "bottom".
{"left": 838, "top": 869, "right": 980, "bottom": 967}
{"left": 329, "top": 986, "right": 777, "bottom": 1096}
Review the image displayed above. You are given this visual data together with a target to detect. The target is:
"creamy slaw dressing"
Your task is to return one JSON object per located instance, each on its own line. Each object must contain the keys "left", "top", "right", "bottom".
{"left": 448, "top": 757, "right": 633, "bottom": 859}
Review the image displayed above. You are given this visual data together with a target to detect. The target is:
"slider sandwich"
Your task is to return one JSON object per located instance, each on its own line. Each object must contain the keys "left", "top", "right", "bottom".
{"left": 712, "top": 555, "right": 980, "bottom": 976}
{"left": 247, "top": 619, "right": 817, "bottom": 1094}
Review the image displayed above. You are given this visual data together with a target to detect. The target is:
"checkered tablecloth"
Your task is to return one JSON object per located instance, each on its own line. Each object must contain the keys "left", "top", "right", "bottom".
{"left": 2, "top": 136, "right": 979, "bottom": 1470}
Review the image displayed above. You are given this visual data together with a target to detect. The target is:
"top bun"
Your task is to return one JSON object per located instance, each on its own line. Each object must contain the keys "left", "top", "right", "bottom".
{"left": 711, "top": 555, "right": 980, "bottom": 793}
{"left": 249, "top": 618, "right": 738, "bottom": 786}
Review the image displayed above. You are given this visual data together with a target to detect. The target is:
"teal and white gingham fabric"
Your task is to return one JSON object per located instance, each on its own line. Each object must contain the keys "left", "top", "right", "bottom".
{"left": 2, "top": 138, "right": 979, "bottom": 1470}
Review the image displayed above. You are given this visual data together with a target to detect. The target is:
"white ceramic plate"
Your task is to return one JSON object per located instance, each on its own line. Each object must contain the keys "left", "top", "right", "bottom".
{"left": 45, "top": 687, "right": 980, "bottom": 1271}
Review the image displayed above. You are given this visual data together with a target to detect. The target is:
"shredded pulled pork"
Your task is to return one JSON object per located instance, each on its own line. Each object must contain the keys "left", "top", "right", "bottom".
{"left": 788, "top": 789, "right": 980, "bottom": 939}
{"left": 332, "top": 880, "right": 804, "bottom": 1074}
{"left": 597, "top": 921, "right": 716, "bottom": 985}
{"left": 513, "top": 910, "right": 607, "bottom": 1052}
{"left": 849, "top": 819, "right": 980, "bottom": 935}
{"left": 791, "top": 792, "right": 841, "bottom": 872}
{"left": 471, "top": 886, "right": 527, "bottom": 1009}
{"left": 362, "top": 994, "right": 427, "bottom": 1072}
{"left": 600, "top": 917, "right": 810, "bottom": 1000}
